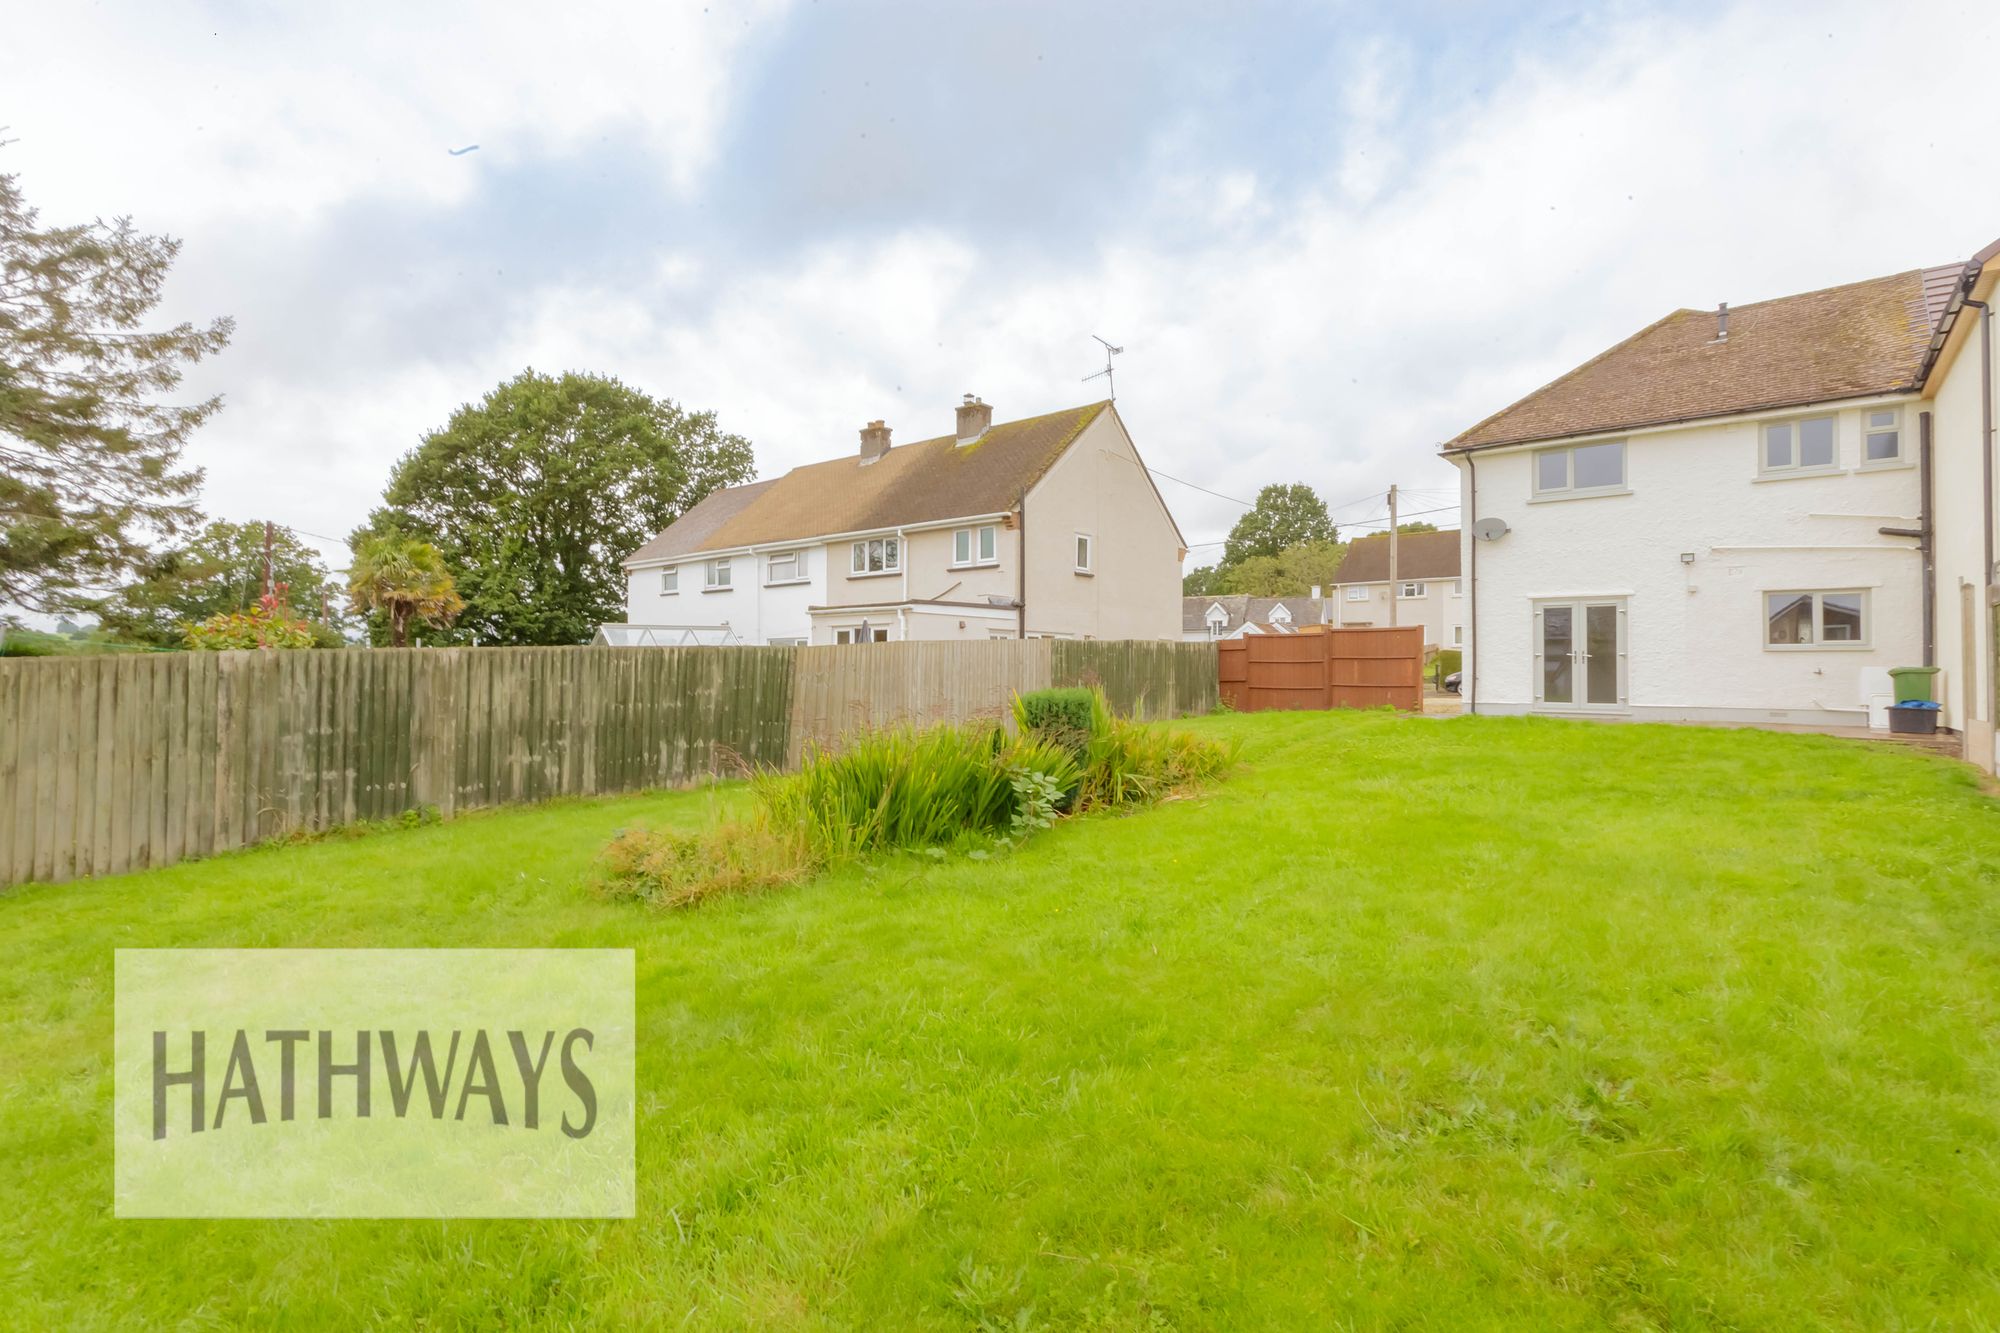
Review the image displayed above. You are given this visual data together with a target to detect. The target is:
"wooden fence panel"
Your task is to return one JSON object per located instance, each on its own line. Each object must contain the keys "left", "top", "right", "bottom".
{"left": 1051, "top": 640, "right": 1218, "bottom": 719}
{"left": 1214, "top": 626, "right": 1424, "bottom": 714}
{"left": 1, "top": 638, "right": 1209, "bottom": 890}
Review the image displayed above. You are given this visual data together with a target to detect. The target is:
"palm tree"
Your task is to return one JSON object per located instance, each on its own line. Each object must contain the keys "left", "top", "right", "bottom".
{"left": 346, "top": 534, "right": 464, "bottom": 647}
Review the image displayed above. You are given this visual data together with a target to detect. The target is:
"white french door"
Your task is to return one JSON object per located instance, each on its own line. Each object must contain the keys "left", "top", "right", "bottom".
{"left": 1534, "top": 600, "right": 1626, "bottom": 710}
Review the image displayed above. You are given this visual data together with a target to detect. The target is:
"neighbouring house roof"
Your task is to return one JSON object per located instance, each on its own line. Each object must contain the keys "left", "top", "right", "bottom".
{"left": 1332, "top": 531, "right": 1460, "bottom": 585}
{"left": 1181, "top": 595, "right": 1327, "bottom": 635}
{"left": 626, "top": 402, "right": 1112, "bottom": 565}
{"left": 1444, "top": 264, "right": 1968, "bottom": 452}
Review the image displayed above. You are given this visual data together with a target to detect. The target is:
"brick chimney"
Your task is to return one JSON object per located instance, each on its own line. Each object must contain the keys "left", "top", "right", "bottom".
{"left": 859, "top": 419, "right": 891, "bottom": 463}
{"left": 956, "top": 393, "right": 993, "bottom": 445}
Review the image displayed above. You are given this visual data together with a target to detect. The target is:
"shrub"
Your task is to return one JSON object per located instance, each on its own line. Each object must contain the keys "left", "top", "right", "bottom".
{"left": 600, "top": 819, "right": 813, "bottom": 908}
{"left": 1013, "top": 686, "right": 1097, "bottom": 754}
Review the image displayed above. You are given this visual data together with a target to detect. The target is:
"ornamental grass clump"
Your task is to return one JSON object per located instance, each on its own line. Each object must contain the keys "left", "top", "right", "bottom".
{"left": 757, "top": 723, "right": 1083, "bottom": 862}
{"left": 601, "top": 692, "right": 1231, "bottom": 908}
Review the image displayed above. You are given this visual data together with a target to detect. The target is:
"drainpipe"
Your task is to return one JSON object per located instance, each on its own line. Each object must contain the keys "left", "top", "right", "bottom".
{"left": 1921, "top": 412, "right": 1936, "bottom": 667}
{"left": 1015, "top": 495, "right": 1028, "bottom": 639}
{"left": 1464, "top": 452, "right": 1478, "bottom": 715}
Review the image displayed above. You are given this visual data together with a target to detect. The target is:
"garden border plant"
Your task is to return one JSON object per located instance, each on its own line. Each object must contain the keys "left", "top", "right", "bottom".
{"left": 600, "top": 686, "right": 1235, "bottom": 907}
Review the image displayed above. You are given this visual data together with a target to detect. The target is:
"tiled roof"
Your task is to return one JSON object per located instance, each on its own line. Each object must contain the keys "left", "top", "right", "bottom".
{"left": 625, "top": 480, "right": 776, "bottom": 565}
{"left": 1445, "top": 266, "right": 1963, "bottom": 452}
{"left": 1332, "top": 531, "right": 1460, "bottom": 584}
{"left": 1181, "top": 595, "right": 1327, "bottom": 634}
{"left": 626, "top": 402, "right": 1110, "bottom": 564}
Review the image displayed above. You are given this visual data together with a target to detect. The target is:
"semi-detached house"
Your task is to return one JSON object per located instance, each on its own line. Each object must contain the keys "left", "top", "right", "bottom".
{"left": 1445, "top": 235, "right": 2000, "bottom": 773}
{"left": 610, "top": 397, "right": 1186, "bottom": 645}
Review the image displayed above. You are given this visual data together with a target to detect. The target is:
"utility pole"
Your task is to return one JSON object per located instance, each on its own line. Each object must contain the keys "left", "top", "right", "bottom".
{"left": 261, "top": 521, "right": 275, "bottom": 602}
{"left": 1386, "top": 485, "right": 1399, "bottom": 628}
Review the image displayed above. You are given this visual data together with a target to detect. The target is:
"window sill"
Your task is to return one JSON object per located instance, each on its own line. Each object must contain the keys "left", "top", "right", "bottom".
{"left": 846, "top": 570, "right": 901, "bottom": 580}
{"left": 947, "top": 561, "right": 1000, "bottom": 571}
{"left": 1856, "top": 459, "right": 1913, "bottom": 473}
{"left": 1763, "top": 643, "right": 1872, "bottom": 652}
{"left": 763, "top": 577, "right": 810, "bottom": 587}
{"left": 1527, "top": 487, "right": 1631, "bottom": 505}
{"left": 1752, "top": 468, "right": 1846, "bottom": 484}
{"left": 701, "top": 586, "right": 733, "bottom": 594}
{"left": 1073, "top": 569, "right": 1095, "bottom": 577}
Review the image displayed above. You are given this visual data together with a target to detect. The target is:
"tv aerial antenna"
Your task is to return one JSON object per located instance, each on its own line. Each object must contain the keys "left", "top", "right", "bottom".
{"left": 1082, "top": 334, "right": 1123, "bottom": 400}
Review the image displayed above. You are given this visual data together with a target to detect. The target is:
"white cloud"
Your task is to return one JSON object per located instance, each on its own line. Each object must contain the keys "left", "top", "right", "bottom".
{"left": 5, "top": 0, "right": 791, "bottom": 226}
{"left": 14, "top": 0, "right": 2000, "bottom": 589}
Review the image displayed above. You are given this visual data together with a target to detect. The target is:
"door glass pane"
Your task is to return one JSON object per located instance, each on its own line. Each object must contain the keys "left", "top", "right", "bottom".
{"left": 1571, "top": 441, "right": 1624, "bottom": 489}
{"left": 1764, "top": 423, "right": 1793, "bottom": 468}
{"left": 1798, "top": 417, "right": 1835, "bottom": 467}
{"left": 1767, "top": 592, "right": 1812, "bottom": 644}
{"left": 1536, "top": 451, "right": 1568, "bottom": 492}
{"left": 1541, "top": 605, "right": 1574, "bottom": 704}
{"left": 1822, "top": 593, "right": 1863, "bottom": 642}
{"left": 1585, "top": 604, "right": 1619, "bottom": 705}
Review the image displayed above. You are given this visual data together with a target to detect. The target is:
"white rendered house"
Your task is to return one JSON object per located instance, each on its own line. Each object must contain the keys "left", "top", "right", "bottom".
{"left": 613, "top": 396, "right": 1187, "bottom": 645}
{"left": 1446, "top": 236, "right": 2000, "bottom": 772}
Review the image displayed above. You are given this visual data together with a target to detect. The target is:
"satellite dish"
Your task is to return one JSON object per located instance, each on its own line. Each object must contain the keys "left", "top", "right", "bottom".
{"left": 1473, "top": 516, "right": 1510, "bottom": 542}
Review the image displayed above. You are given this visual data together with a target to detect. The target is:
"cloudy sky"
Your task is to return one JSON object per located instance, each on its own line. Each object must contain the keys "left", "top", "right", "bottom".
{"left": 10, "top": 0, "right": 2000, "bottom": 578}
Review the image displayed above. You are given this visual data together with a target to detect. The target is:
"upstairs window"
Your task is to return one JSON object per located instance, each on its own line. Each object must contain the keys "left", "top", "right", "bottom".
{"left": 850, "top": 537, "right": 900, "bottom": 575}
{"left": 659, "top": 566, "right": 678, "bottom": 594}
{"left": 1534, "top": 440, "right": 1626, "bottom": 495}
{"left": 952, "top": 525, "right": 998, "bottom": 567}
{"left": 1345, "top": 586, "right": 1368, "bottom": 602}
{"left": 1399, "top": 581, "right": 1426, "bottom": 599}
{"left": 1863, "top": 409, "right": 1902, "bottom": 464}
{"left": 1762, "top": 415, "right": 1836, "bottom": 474}
{"left": 1451, "top": 578, "right": 1464, "bottom": 597}
{"left": 1074, "top": 533, "right": 1094, "bottom": 573}
{"left": 766, "top": 550, "right": 803, "bottom": 583}
{"left": 704, "top": 558, "right": 732, "bottom": 590}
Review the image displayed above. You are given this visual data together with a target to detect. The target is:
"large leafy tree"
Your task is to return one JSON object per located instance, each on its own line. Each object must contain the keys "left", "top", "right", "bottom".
{"left": 1211, "top": 539, "right": 1347, "bottom": 597}
{"left": 347, "top": 533, "right": 463, "bottom": 648}
{"left": 1220, "top": 483, "right": 1336, "bottom": 568}
{"left": 0, "top": 162, "right": 233, "bottom": 611}
{"left": 358, "top": 370, "right": 755, "bottom": 645}
{"left": 95, "top": 519, "right": 342, "bottom": 647}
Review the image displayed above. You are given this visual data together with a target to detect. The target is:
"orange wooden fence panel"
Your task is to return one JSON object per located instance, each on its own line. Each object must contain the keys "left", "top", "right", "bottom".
{"left": 1216, "top": 625, "right": 1423, "bottom": 714}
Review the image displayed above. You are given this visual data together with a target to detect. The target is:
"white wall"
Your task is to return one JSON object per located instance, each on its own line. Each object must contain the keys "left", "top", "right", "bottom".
{"left": 1926, "top": 284, "right": 1997, "bottom": 769}
{"left": 1459, "top": 400, "right": 1926, "bottom": 725}
{"left": 622, "top": 545, "right": 825, "bottom": 645}
{"left": 1022, "top": 410, "right": 1183, "bottom": 640}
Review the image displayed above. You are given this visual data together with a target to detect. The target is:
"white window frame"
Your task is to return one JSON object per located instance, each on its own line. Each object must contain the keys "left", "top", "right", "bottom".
{"left": 658, "top": 566, "right": 678, "bottom": 595}
{"left": 1860, "top": 408, "right": 1905, "bottom": 468}
{"left": 834, "top": 626, "right": 889, "bottom": 645}
{"left": 1399, "top": 581, "right": 1426, "bottom": 599}
{"left": 766, "top": 637, "right": 807, "bottom": 647}
{"left": 703, "top": 558, "right": 732, "bottom": 591}
{"left": 1763, "top": 589, "right": 1869, "bottom": 650}
{"left": 1344, "top": 586, "right": 1368, "bottom": 602}
{"left": 1759, "top": 414, "right": 1840, "bottom": 477}
{"left": 1532, "top": 440, "right": 1627, "bottom": 498}
{"left": 765, "top": 549, "right": 804, "bottom": 584}
{"left": 1452, "top": 624, "right": 1464, "bottom": 646}
{"left": 849, "top": 537, "right": 901, "bottom": 576}
{"left": 1451, "top": 578, "right": 1464, "bottom": 597}
{"left": 1074, "top": 533, "right": 1094, "bottom": 574}
{"left": 952, "top": 524, "right": 999, "bottom": 568}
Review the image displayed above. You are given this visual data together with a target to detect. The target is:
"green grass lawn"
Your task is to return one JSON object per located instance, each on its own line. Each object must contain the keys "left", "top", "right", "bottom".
{"left": 4, "top": 711, "right": 1998, "bottom": 1329}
